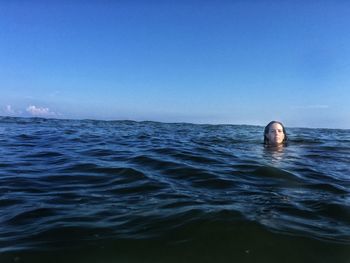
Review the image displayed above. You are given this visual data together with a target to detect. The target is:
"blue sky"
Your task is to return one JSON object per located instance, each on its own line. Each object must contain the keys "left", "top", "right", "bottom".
{"left": 1, "top": 1, "right": 349, "bottom": 128}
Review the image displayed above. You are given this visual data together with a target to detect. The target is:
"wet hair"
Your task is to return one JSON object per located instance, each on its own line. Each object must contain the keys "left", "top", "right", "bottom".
{"left": 264, "top": 121, "right": 288, "bottom": 145}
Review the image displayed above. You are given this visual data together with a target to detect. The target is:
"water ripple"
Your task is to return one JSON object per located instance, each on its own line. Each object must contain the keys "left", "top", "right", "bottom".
{"left": 0, "top": 117, "right": 349, "bottom": 262}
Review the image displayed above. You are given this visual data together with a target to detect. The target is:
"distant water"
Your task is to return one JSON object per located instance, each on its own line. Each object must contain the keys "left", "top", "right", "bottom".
{"left": 0, "top": 117, "right": 349, "bottom": 263}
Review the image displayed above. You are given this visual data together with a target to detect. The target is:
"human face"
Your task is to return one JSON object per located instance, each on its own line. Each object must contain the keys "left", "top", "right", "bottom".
{"left": 267, "top": 123, "right": 285, "bottom": 146}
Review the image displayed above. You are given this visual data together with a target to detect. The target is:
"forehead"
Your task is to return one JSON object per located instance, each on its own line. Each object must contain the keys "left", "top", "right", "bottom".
{"left": 269, "top": 123, "right": 283, "bottom": 130}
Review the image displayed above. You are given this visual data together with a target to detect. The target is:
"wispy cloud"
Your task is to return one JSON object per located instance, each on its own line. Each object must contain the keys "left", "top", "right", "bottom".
{"left": 292, "top": 105, "right": 329, "bottom": 110}
{"left": 49, "top": 91, "right": 61, "bottom": 97}
{"left": 26, "top": 105, "right": 57, "bottom": 117}
{"left": 3, "top": 105, "right": 22, "bottom": 116}
{"left": 5, "top": 105, "right": 15, "bottom": 114}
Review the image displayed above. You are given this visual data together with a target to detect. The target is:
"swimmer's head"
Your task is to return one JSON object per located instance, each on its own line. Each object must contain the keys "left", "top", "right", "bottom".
{"left": 264, "top": 121, "right": 288, "bottom": 146}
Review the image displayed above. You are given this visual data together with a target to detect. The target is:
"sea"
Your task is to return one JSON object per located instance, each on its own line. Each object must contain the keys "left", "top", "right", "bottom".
{"left": 0, "top": 116, "right": 349, "bottom": 263}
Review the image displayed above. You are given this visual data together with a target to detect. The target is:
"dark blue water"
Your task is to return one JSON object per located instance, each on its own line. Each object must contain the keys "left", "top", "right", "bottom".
{"left": 1, "top": 117, "right": 349, "bottom": 262}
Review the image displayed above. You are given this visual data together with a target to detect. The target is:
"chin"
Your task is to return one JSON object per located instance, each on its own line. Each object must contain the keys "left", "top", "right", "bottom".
{"left": 269, "top": 141, "right": 283, "bottom": 146}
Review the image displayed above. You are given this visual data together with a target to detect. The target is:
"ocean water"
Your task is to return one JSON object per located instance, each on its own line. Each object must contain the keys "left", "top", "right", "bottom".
{"left": 0, "top": 116, "right": 349, "bottom": 263}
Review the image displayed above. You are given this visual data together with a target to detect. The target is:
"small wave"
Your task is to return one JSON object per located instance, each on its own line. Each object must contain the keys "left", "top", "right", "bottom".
{"left": 6, "top": 208, "right": 57, "bottom": 225}
{"left": 24, "top": 151, "right": 64, "bottom": 158}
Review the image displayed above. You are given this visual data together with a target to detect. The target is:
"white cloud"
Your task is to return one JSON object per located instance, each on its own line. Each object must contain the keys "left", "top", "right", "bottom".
{"left": 26, "top": 105, "right": 56, "bottom": 117}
